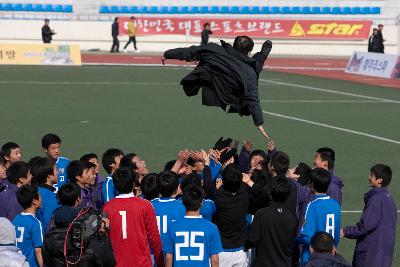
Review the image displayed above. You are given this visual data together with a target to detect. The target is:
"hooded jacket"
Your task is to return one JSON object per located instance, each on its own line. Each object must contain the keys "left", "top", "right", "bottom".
{"left": 164, "top": 41, "right": 267, "bottom": 126}
{"left": 0, "top": 217, "right": 29, "bottom": 267}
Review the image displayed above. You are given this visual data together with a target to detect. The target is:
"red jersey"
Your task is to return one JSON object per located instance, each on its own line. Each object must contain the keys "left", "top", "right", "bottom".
{"left": 103, "top": 193, "right": 164, "bottom": 267}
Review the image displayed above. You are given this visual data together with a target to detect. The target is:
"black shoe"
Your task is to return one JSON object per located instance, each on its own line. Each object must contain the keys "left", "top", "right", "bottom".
{"left": 261, "top": 40, "right": 273, "bottom": 55}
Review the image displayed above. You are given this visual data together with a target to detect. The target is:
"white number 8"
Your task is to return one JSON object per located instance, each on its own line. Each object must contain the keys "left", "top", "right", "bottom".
{"left": 175, "top": 231, "right": 204, "bottom": 261}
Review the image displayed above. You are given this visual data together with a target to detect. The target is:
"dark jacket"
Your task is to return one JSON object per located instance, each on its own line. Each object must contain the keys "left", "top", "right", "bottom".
{"left": 42, "top": 25, "right": 53, "bottom": 43}
{"left": 377, "top": 30, "right": 385, "bottom": 53}
{"left": 42, "top": 206, "right": 115, "bottom": 267}
{"left": 201, "top": 29, "right": 213, "bottom": 45}
{"left": 112, "top": 22, "right": 119, "bottom": 37}
{"left": 245, "top": 202, "right": 297, "bottom": 267}
{"left": 368, "top": 34, "right": 381, "bottom": 53}
{"left": 305, "top": 253, "right": 351, "bottom": 267}
{"left": 0, "top": 180, "right": 23, "bottom": 221}
{"left": 164, "top": 41, "right": 267, "bottom": 126}
{"left": 344, "top": 187, "right": 397, "bottom": 267}
{"left": 327, "top": 173, "right": 343, "bottom": 206}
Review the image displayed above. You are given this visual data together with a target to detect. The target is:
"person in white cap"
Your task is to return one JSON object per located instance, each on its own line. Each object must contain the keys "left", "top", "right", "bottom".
{"left": 0, "top": 217, "right": 29, "bottom": 267}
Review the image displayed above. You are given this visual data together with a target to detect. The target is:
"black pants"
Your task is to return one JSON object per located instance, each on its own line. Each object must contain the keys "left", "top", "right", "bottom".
{"left": 124, "top": 36, "right": 137, "bottom": 50}
{"left": 110, "top": 36, "right": 119, "bottom": 52}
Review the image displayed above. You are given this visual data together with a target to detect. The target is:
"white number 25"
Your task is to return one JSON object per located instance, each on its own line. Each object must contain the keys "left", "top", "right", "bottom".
{"left": 175, "top": 231, "right": 204, "bottom": 261}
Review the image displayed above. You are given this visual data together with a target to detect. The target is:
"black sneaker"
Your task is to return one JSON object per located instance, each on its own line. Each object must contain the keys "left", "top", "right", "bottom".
{"left": 261, "top": 40, "right": 273, "bottom": 55}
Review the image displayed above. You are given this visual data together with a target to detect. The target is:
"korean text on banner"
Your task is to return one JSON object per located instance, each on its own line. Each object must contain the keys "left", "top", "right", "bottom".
{"left": 119, "top": 17, "right": 372, "bottom": 40}
{"left": 0, "top": 44, "right": 81, "bottom": 66}
{"left": 345, "top": 51, "right": 400, "bottom": 79}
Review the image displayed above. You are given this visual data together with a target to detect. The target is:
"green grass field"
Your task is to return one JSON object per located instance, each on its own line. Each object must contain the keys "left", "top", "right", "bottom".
{"left": 1, "top": 65, "right": 399, "bottom": 264}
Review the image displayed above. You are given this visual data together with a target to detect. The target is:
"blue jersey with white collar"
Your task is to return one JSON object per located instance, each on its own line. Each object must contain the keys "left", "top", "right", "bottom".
{"left": 101, "top": 175, "right": 118, "bottom": 204}
{"left": 13, "top": 212, "right": 43, "bottom": 267}
{"left": 54, "top": 156, "right": 70, "bottom": 192}
{"left": 164, "top": 215, "right": 223, "bottom": 267}
{"left": 298, "top": 194, "right": 341, "bottom": 264}
{"left": 151, "top": 197, "right": 186, "bottom": 248}
{"left": 37, "top": 184, "right": 59, "bottom": 233}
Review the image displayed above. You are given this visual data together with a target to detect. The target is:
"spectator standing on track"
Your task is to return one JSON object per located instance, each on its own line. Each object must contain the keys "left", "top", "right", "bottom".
{"left": 368, "top": 29, "right": 381, "bottom": 53}
{"left": 201, "top": 23, "right": 213, "bottom": 45}
{"left": 123, "top": 16, "right": 138, "bottom": 53}
{"left": 41, "top": 19, "right": 56, "bottom": 44}
{"left": 377, "top": 24, "right": 385, "bottom": 53}
{"left": 110, "top": 17, "right": 120, "bottom": 53}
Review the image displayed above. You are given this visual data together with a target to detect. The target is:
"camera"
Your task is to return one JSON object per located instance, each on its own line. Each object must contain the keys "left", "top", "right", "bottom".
{"left": 70, "top": 210, "right": 102, "bottom": 249}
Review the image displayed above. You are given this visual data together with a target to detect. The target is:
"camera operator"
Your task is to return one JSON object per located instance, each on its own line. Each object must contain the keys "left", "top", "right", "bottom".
{"left": 42, "top": 183, "right": 115, "bottom": 267}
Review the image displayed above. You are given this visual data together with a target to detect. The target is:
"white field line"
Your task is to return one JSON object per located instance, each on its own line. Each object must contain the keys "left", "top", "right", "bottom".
{"left": 260, "top": 79, "right": 400, "bottom": 104}
{"left": 262, "top": 110, "right": 400, "bottom": 145}
{"left": 261, "top": 100, "right": 387, "bottom": 103}
{"left": 342, "top": 211, "right": 400, "bottom": 213}
{"left": 0, "top": 81, "right": 178, "bottom": 85}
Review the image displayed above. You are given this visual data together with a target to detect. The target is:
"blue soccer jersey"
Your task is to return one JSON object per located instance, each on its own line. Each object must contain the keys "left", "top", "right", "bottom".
{"left": 200, "top": 199, "right": 216, "bottom": 221}
{"left": 298, "top": 194, "right": 341, "bottom": 264}
{"left": 37, "top": 185, "right": 59, "bottom": 232}
{"left": 164, "top": 215, "right": 223, "bottom": 267}
{"left": 151, "top": 198, "right": 186, "bottom": 247}
{"left": 101, "top": 175, "right": 118, "bottom": 204}
{"left": 55, "top": 156, "right": 70, "bottom": 192}
{"left": 12, "top": 213, "right": 43, "bottom": 267}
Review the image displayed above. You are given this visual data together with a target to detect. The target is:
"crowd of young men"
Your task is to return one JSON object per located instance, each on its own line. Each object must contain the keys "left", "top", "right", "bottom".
{"left": 0, "top": 134, "right": 397, "bottom": 267}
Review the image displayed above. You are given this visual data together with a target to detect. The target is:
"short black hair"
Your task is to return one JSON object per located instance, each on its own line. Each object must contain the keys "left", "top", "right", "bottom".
{"left": 31, "top": 157, "right": 55, "bottom": 185}
{"left": 44, "top": 19, "right": 49, "bottom": 22}
{"left": 204, "top": 23, "right": 210, "bottom": 28}
{"left": 67, "top": 160, "right": 95, "bottom": 183}
{"left": 140, "top": 173, "right": 159, "bottom": 201}
{"left": 130, "top": 16, "right": 135, "bottom": 20}
{"left": 58, "top": 183, "right": 81, "bottom": 206}
{"left": 0, "top": 142, "right": 20, "bottom": 162}
{"left": 250, "top": 169, "right": 268, "bottom": 187}
{"left": 80, "top": 153, "right": 98, "bottom": 163}
{"left": 378, "top": 24, "right": 383, "bottom": 27}
{"left": 164, "top": 160, "right": 176, "bottom": 171}
{"left": 182, "top": 185, "right": 204, "bottom": 212}
{"left": 120, "top": 153, "right": 137, "bottom": 170}
{"left": 270, "top": 151, "right": 290, "bottom": 176}
{"left": 157, "top": 171, "right": 179, "bottom": 198}
{"left": 181, "top": 173, "right": 202, "bottom": 191}
{"left": 17, "top": 185, "right": 39, "bottom": 209}
{"left": 270, "top": 177, "right": 291, "bottom": 203}
{"left": 41, "top": 133, "right": 61, "bottom": 149}
{"left": 250, "top": 150, "right": 268, "bottom": 162}
{"left": 233, "top": 36, "right": 254, "bottom": 55}
{"left": 370, "top": 164, "right": 392, "bottom": 187}
{"left": 310, "top": 168, "right": 331, "bottom": 193}
{"left": 114, "top": 17, "right": 118, "bottom": 22}
{"left": 222, "top": 164, "right": 242, "bottom": 193}
{"left": 311, "top": 232, "right": 335, "bottom": 254}
{"left": 6, "top": 161, "right": 30, "bottom": 185}
{"left": 294, "top": 162, "right": 312, "bottom": 186}
{"left": 28, "top": 156, "right": 43, "bottom": 181}
{"left": 316, "top": 147, "right": 336, "bottom": 170}
{"left": 102, "top": 148, "right": 124, "bottom": 174}
{"left": 112, "top": 167, "right": 135, "bottom": 194}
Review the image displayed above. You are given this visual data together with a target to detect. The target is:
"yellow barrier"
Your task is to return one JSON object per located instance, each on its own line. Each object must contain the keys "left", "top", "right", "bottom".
{"left": 0, "top": 44, "right": 81, "bottom": 65}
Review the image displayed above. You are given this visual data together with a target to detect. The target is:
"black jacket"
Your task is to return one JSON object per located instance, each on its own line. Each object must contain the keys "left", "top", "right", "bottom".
{"left": 201, "top": 29, "right": 213, "bottom": 45}
{"left": 41, "top": 25, "right": 53, "bottom": 43}
{"left": 305, "top": 253, "right": 351, "bottom": 267}
{"left": 368, "top": 35, "right": 381, "bottom": 53}
{"left": 112, "top": 22, "right": 119, "bottom": 37}
{"left": 245, "top": 202, "right": 297, "bottom": 267}
{"left": 164, "top": 41, "right": 267, "bottom": 126}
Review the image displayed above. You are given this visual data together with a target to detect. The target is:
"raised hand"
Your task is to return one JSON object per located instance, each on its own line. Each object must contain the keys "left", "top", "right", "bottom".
{"left": 243, "top": 140, "right": 254, "bottom": 152}
{"left": 257, "top": 125, "right": 270, "bottom": 140}
{"left": 267, "top": 140, "right": 275, "bottom": 152}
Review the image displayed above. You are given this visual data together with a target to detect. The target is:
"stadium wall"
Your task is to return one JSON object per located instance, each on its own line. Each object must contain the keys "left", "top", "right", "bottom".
{"left": 0, "top": 19, "right": 398, "bottom": 56}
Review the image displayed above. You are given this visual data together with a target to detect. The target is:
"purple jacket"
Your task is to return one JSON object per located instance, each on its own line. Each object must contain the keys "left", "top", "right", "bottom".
{"left": 327, "top": 172, "right": 344, "bottom": 206}
{"left": 91, "top": 174, "right": 104, "bottom": 210}
{"left": 344, "top": 187, "right": 397, "bottom": 267}
{"left": 238, "top": 148, "right": 250, "bottom": 173}
{"left": 0, "top": 181, "right": 23, "bottom": 221}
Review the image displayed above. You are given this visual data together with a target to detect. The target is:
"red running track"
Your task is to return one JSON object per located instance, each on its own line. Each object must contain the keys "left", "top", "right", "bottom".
{"left": 82, "top": 53, "right": 400, "bottom": 89}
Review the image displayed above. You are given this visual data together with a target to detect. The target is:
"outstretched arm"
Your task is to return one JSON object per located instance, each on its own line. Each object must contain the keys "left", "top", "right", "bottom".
{"left": 162, "top": 45, "right": 203, "bottom": 64}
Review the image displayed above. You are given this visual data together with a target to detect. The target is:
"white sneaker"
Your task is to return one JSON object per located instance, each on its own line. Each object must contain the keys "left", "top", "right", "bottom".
{"left": 123, "top": 49, "right": 127, "bottom": 53}
{"left": 134, "top": 50, "right": 140, "bottom": 53}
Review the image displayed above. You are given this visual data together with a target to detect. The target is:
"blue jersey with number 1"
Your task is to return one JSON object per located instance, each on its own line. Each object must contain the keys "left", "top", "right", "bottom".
{"left": 12, "top": 213, "right": 43, "bottom": 267}
{"left": 55, "top": 156, "right": 70, "bottom": 192}
{"left": 164, "top": 215, "right": 223, "bottom": 267}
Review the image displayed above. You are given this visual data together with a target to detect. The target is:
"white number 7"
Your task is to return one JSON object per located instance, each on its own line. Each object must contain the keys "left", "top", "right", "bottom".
{"left": 119, "top": 211, "right": 127, "bottom": 239}
{"left": 16, "top": 227, "right": 25, "bottom": 243}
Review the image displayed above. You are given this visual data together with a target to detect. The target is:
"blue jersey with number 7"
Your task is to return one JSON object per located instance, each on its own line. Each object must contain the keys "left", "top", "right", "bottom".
{"left": 164, "top": 215, "right": 223, "bottom": 267}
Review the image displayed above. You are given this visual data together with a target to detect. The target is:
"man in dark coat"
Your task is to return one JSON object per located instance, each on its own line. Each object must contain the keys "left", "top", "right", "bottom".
{"left": 201, "top": 23, "right": 213, "bottom": 45}
{"left": 368, "top": 28, "right": 381, "bottom": 53}
{"left": 162, "top": 36, "right": 272, "bottom": 139}
{"left": 377, "top": 24, "right": 385, "bottom": 53}
{"left": 42, "top": 19, "right": 56, "bottom": 44}
{"left": 110, "top": 17, "right": 120, "bottom": 53}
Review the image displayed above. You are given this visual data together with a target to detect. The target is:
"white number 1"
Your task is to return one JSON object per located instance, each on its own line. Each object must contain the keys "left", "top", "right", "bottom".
{"left": 16, "top": 227, "right": 25, "bottom": 243}
{"left": 119, "top": 211, "right": 127, "bottom": 239}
